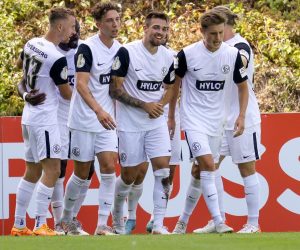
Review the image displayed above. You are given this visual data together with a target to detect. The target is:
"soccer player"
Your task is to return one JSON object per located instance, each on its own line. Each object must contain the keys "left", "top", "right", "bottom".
{"left": 61, "top": 2, "right": 121, "bottom": 236}
{"left": 110, "top": 11, "right": 175, "bottom": 235}
{"left": 51, "top": 20, "right": 94, "bottom": 235}
{"left": 172, "top": 9, "right": 249, "bottom": 234}
{"left": 11, "top": 7, "right": 75, "bottom": 236}
{"left": 193, "top": 6, "right": 262, "bottom": 234}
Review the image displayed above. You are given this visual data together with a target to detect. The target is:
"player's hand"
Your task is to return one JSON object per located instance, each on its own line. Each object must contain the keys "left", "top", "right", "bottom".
{"left": 96, "top": 110, "right": 116, "bottom": 130}
{"left": 25, "top": 89, "right": 46, "bottom": 106}
{"left": 142, "top": 102, "right": 164, "bottom": 119}
{"left": 233, "top": 115, "right": 245, "bottom": 137}
{"left": 167, "top": 117, "right": 176, "bottom": 140}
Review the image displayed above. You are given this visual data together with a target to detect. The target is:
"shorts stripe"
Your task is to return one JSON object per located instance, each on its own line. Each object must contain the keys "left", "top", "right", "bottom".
{"left": 68, "top": 131, "right": 71, "bottom": 159}
{"left": 184, "top": 132, "right": 193, "bottom": 159}
{"left": 45, "top": 131, "right": 50, "bottom": 158}
{"left": 253, "top": 132, "right": 259, "bottom": 160}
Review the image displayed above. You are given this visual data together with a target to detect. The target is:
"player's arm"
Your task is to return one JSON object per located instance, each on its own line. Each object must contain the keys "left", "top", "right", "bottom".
{"left": 110, "top": 47, "right": 163, "bottom": 118}
{"left": 17, "top": 78, "right": 46, "bottom": 106}
{"left": 234, "top": 42, "right": 251, "bottom": 69}
{"left": 50, "top": 57, "right": 72, "bottom": 100}
{"left": 16, "top": 50, "right": 24, "bottom": 70}
{"left": 75, "top": 44, "right": 116, "bottom": 130}
{"left": 233, "top": 51, "right": 249, "bottom": 137}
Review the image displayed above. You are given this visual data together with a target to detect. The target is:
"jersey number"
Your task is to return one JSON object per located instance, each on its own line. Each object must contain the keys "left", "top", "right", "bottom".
{"left": 24, "top": 53, "right": 43, "bottom": 89}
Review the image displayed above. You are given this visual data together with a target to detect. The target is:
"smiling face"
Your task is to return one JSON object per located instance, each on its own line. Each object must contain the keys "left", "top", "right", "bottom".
{"left": 96, "top": 9, "right": 120, "bottom": 39}
{"left": 201, "top": 23, "right": 224, "bottom": 52}
{"left": 144, "top": 18, "right": 169, "bottom": 47}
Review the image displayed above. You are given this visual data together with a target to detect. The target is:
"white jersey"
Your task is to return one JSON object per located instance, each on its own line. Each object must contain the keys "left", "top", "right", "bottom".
{"left": 225, "top": 34, "right": 261, "bottom": 129}
{"left": 56, "top": 46, "right": 76, "bottom": 125}
{"left": 177, "top": 41, "right": 247, "bottom": 136}
{"left": 21, "top": 37, "right": 68, "bottom": 126}
{"left": 111, "top": 40, "right": 175, "bottom": 132}
{"left": 68, "top": 35, "right": 121, "bottom": 132}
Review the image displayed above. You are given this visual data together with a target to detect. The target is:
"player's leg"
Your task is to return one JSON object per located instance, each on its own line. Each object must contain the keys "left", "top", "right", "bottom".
{"left": 11, "top": 125, "right": 42, "bottom": 236}
{"left": 112, "top": 131, "right": 146, "bottom": 234}
{"left": 61, "top": 129, "right": 93, "bottom": 235}
{"left": 125, "top": 161, "right": 148, "bottom": 234}
{"left": 146, "top": 125, "right": 171, "bottom": 235}
{"left": 172, "top": 162, "right": 201, "bottom": 234}
{"left": 95, "top": 130, "right": 118, "bottom": 235}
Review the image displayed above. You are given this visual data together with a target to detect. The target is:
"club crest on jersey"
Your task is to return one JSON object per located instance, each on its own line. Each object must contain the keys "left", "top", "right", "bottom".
{"left": 112, "top": 56, "right": 121, "bottom": 70}
{"left": 60, "top": 66, "right": 68, "bottom": 80}
{"left": 161, "top": 67, "right": 168, "bottom": 77}
{"left": 196, "top": 80, "right": 225, "bottom": 91}
{"left": 53, "top": 144, "right": 61, "bottom": 154}
{"left": 120, "top": 153, "right": 127, "bottom": 162}
{"left": 221, "top": 64, "right": 230, "bottom": 74}
{"left": 137, "top": 80, "right": 162, "bottom": 91}
{"left": 77, "top": 54, "right": 85, "bottom": 68}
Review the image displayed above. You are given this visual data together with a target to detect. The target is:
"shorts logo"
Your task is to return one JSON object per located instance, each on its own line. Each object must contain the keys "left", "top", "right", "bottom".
{"left": 192, "top": 142, "right": 201, "bottom": 152}
{"left": 77, "top": 54, "right": 85, "bottom": 68}
{"left": 112, "top": 56, "right": 121, "bottom": 70}
{"left": 72, "top": 147, "right": 80, "bottom": 157}
{"left": 53, "top": 144, "right": 61, "bottom": 154}
{"left": 221, "top": 64, "right": 230, "bottom": 74}
{"left": 120, "top": 152, "right": 127, "bottom": 162}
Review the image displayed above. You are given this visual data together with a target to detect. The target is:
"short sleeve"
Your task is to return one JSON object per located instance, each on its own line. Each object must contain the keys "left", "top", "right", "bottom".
{"left": 175, "top": 50, "right": 187, "bottom": 78}
{"left": 75, "top": 44, "right": 93, "bottom": 72}
{"left": 50, "top": 57, "right": 69, "bottom": 86}
{"left": 110, "top": 47, "right": 130, "bottom": 77}
{"left": 234, "top": 42, "right": 251, "bottom": 68}
{"left": 233, "top": 52, "right": 248, "bottom": 84}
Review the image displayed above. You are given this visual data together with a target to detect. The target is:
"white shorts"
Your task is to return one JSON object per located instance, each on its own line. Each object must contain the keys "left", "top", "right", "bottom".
{"left": 59, "top": 124, "right": 70, "bottom": 160}
{"left": 220, "top": 124, "right": 263, "bottom": 164}
{"left": 185, "top": 130, "right": 222, "bottom": 163}
{"left": 118, "top": 125, "right": 171, "bottom": 167}
{"left": 22, "top": 124, "right": 61, "bottom": 163}
{"left": 70, "top": 129, "right": 118, "bottom": 162}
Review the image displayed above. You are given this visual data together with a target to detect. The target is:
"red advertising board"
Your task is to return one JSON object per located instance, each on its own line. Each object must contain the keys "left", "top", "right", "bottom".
{"left": 1, "top": 114, "right": 300, "bottom": 235}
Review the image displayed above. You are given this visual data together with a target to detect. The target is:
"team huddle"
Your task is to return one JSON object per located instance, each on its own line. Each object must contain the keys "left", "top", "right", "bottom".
{"left": 11, "top": 2, "right": 263, "bottom": 236}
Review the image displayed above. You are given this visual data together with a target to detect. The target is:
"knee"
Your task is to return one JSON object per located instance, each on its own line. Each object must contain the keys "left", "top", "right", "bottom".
{"left": 59, "top": 160, "right": 67, "bottom": 178}
{"left": 191, "top": 163, "right": 200, "bottom": 179}
{"left": 87, "top": 161, "right": 95, "bottom": 180}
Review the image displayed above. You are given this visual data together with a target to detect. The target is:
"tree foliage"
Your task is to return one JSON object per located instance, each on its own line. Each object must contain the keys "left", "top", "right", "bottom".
{"left": 0, "top": 0, "right": 299, "bottom": 115}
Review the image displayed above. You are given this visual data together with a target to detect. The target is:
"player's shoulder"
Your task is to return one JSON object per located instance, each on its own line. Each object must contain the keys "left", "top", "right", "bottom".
{"left": 221, "top": 42, "right": 239, "bottom": 55}
{"left": 123, "top": 40, "right": 141, "bottom": 49}
{"left": 182, "top": 41, "right": 201, "bottom": 55}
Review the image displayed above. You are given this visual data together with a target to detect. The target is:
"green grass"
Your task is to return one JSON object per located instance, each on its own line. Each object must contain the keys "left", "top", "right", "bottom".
{"left": 1, "top": 233, "right": 300, "bottom": 250}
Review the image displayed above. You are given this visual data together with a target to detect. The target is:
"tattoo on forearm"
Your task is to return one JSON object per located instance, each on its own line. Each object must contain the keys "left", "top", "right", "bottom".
{"left": 88, "top": 90, "right": 96, "bottom": 100}
{"left": 110, "top": 83, "right": 144, "bottom": 108}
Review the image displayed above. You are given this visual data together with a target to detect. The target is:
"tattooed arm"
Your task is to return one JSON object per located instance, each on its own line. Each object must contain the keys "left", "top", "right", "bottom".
{"left": 110, "top": 76, "right": 163, "bottom": 118}
{"left": 77, "top": 71, "right": 116, "bottom": 130}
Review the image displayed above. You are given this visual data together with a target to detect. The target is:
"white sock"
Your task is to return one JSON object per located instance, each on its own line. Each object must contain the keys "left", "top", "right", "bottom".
{"left": 215, "top": 169, "right": 226, "bottom": 221}
{"left": 243, "top": 173, "right": 260, "bottom": 227}
{"left": 179, "top": 176, "right": 201, "bottom": 224}
{"left": 200, "top": 171, "right": 222, "bottom": 226}
{"left": 73, "top": 179, "right": 91, "bottom": 218}
{"left": 14, "top": 179, "right": 36, "bottom": 229}
{"left": 97, "top": 173, "right": 116, "bottom": 226}
{"left": 51, "top": 177, "right": 64, "bottom": 225}
{"left": 128, "top": 183, "right": 143, "bottom": 220}
{"left": 61, "top": 174, "right": 86, "bottom": 221}
{"left": 113, "top": 176, "right": 132, "bottom": 219}
{"left": 34, "top": 182, "right": 54, "bottom": 229}
{"left": 153, "top": 168, "right": 170, "bottom": 230}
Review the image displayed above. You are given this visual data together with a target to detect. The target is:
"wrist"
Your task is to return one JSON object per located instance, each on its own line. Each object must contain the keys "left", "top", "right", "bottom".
{"left": 22, "top": 92, "right": 29, "bottom": 101}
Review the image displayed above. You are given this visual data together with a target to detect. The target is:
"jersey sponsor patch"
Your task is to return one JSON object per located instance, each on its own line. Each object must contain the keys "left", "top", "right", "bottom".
{"left": 161, "top": 67, "right": 168, "bottom": 77}
{"left": 170, "top": 70, "right": 175, "bottom": 82}
{"left": 239, "top": 67, "right": 247, "bottom": 78}
{"left": 68, "top": 75, "right": 75, "bottom": 86}
{"left": 99, "top": 73, "right": 111, "bottom": 85}
{"left": 221, "top": 64, "right": 230, "bottom": 74}
{"left": 112, "top": 56, "right": 121, "bottom": 70}
{"left": 137, "top": 80, "right": 162, "bottom": 91}
{"left": 196, "top": 80, "right": 225, "bottom": 91}
{"left": 76, "top": 54, "right": 85, "bottom": 68}
{"left": 60, "top": 66, "right": 68, "bottom": 80}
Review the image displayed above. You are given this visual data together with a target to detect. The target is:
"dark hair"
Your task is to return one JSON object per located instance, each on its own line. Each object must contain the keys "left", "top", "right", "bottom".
{"left": 212, "top": 6, "right": 238, "bottom": 26}
{"left": 91, "top": 2, "right": 121, "bottom": 21}
{"left": 145, "top": 11, "right": 169, "bottom": 26}
{"left": 200, "top": 9, "right": 227, "bottom": 29}
{"left": 49, "top": 7, "right": 75, "bottom": 25}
